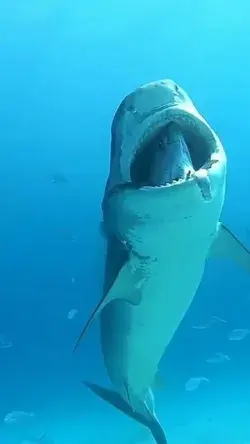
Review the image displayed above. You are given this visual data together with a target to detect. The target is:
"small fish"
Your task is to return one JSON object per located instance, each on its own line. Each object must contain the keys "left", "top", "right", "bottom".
{"left": 67, "top": 309, "right": 78, "bottom": 320}
{"left": 0, "top": 334, "right": 12, "bottom": 349}
{"left": 206, "top": 352, "right": 230, "bottom": 364}
{"left": 51, "top": 174, "right": 68, "bottom": 184}
{"left": 21, "top": 434, "right": 47, "bottom": 444}
{"left": 211, "top": 315, "right": 227, "bottom": 324}
{"left": 4, "top": 410, "right": 35, "bottom": 424}
{"left": 192, "top": 323, "right": 210, "bottom": 330}
{"left": 192, "top": 315, "right": 227, "bottom": 330}
{"left": 228, "top": 328, "right": 250, "bottom": 341}
{"left": 36, "top": 433, "right": 47, "bottom": 442}
{"left": 184, "top": 377, "right": 210, "bottom": 392}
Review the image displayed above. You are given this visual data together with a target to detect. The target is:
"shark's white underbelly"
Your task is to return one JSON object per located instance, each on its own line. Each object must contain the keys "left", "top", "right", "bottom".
{"left": 102, "top": 187, "right": 225, "bottom": 400}
{"left": 124, "top": 252, "right": 206, "bottom": 396}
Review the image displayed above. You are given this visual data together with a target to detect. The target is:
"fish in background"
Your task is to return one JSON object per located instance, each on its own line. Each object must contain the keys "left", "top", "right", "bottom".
{"left": 73, "top": 79, "right": 250, "bottom": 444}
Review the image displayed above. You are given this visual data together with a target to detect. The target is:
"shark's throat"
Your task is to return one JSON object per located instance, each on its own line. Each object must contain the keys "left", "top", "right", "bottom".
{"left": 149, "top": 122, "right": 193, "bottom": 186}
{"left": 130, "top": 121, "right": 201, "bottom": 188}
{"left": 129, "top": 116, "right": 216, "bottom": 204}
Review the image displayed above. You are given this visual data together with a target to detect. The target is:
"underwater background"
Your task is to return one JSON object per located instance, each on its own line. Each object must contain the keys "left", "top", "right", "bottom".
{"left": 1, "top": 0, "right": 250, "bottom": 443}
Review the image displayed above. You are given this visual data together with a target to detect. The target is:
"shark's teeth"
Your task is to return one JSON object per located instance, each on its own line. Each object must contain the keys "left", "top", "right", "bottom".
{"left": 162, "top": 166, "right": 212, "bottom": 201}
{"left": 203, "top": 158, "right": 219, "bottom": 169}
{"left": 161, "top": 158, "right": 219, "bottom": 190}
{"left": 152, "top": 158, "right": 218, "bottom": 190}
{"left": 163, "top": 173, "right": 193, "bottom": 187}
{"left": 158, "top": 164, "right": 214, "bottom": 191}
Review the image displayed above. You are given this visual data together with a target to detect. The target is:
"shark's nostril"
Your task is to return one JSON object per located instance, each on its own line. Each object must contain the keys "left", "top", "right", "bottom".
{"left": 173, "top": 83, "right": 179, "bottom": 93}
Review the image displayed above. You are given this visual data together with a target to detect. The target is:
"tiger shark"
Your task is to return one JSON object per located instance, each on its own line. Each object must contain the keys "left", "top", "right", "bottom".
{"left": 73, "top": 79, "right": 250, "bottom": 443}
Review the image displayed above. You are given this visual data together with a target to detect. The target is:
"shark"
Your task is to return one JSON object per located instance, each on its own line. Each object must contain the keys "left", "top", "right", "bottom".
{"left": 73, "top": 79, "right": 250, "bottom": 444}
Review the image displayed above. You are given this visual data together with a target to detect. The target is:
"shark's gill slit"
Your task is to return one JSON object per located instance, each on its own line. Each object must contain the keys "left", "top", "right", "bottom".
{"left": 130, "top": 121, "right": 212, "bottom": 188}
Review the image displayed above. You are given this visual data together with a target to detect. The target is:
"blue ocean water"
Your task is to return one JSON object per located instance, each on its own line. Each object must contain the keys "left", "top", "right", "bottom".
{"left": 1, "top": 1, "right": 250, "bottom": 443}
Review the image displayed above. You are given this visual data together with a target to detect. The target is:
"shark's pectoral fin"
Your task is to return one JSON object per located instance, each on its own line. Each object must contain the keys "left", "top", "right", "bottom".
{"left": 72, "top": 253, "right": 151, "bottom": 352}
{"left": 210, "top": 222, "right": 250, "bottom": 273}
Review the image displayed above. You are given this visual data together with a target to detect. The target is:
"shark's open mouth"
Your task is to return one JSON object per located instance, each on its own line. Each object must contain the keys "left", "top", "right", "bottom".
{"left": 103, "top": 95, "right": 222, "bottom": 208}
{"left": 130, "top": 119, "right": 214, "bottom": 189}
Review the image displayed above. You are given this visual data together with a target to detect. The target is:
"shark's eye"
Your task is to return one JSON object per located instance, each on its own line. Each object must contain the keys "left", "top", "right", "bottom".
{"left": 174, "top": 83, "right": 179, "bottom": 93}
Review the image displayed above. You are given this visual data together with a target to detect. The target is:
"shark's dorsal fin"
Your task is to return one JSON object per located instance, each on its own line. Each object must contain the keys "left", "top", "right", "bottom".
{"left": 72, "top": 253, "right": 152, "bottom": 353}
{"left": 210, "top": 222, "right": 250, "bottom": 273}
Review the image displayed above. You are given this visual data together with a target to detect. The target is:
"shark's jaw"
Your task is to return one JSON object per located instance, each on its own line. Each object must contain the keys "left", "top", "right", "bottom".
{"left": 104, "top": 79, "right": 225, "bottom": 207}
{"left": 129, "top": 103, "right": 220, "bottom": 196}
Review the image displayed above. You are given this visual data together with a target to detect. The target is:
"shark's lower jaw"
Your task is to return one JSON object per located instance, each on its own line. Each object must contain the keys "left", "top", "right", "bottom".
{"left": 130, "top": 116, "right": 215, "bottom": 192}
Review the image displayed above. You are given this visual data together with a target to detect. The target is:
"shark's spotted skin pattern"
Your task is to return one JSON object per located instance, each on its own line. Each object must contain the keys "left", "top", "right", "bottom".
{"left": 74, "top": 79, "right": 250, "bottom": 444}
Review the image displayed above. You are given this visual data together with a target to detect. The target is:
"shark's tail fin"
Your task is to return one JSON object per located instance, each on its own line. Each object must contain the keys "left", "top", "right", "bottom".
{"left": 83, "top": 381, "right": 167, "bottom": 444}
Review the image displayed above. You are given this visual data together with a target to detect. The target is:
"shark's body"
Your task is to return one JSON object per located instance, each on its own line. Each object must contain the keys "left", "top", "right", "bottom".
{"left": 74, "top": 80, "right": 250, "bottom": 443}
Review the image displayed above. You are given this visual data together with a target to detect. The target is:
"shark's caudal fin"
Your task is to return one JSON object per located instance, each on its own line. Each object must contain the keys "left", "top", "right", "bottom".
{"left": 83, "top": 381, "right": 168, "bottom": 444}
{"left": 72, "top": 253, "right": 152, "bottom": 352}
{"left": 210, "top": 223, "right": 250, "bottom": 273}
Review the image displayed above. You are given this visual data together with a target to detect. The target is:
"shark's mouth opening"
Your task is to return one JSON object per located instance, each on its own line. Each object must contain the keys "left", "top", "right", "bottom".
{"left": 130, "top": 120, "right": 214, "bottom": 188}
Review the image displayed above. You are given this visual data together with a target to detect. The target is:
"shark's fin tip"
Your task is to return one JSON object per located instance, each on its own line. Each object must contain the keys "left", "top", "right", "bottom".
{"left": 210, "top": 222, "right": 250, "bottom": 273}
